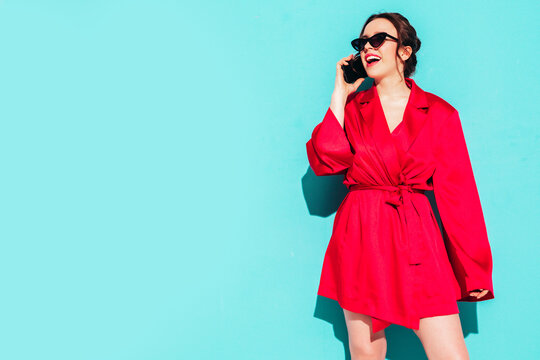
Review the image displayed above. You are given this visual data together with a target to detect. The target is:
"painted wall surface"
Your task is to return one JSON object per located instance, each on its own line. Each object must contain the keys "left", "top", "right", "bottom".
{"left": 0, "top": 1, "right": 537, "bottom": 359}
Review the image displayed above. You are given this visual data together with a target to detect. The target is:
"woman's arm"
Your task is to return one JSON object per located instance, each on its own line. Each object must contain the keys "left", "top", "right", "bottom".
{"left": 306, "top": 91, "right": 355, "bottom": 176}
{"left": 329, "top": 91, "right": 347, "bottom": 129}
{"left": 306, "top": 54, "right": 365, "bottom": 176}
{"left": 432, "top": 109, "right": 495, "bottom": 301}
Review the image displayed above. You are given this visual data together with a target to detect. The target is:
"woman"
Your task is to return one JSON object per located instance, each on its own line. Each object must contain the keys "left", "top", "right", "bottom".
{"left": 306, "top": 12, "right": 494, "bottom": 359}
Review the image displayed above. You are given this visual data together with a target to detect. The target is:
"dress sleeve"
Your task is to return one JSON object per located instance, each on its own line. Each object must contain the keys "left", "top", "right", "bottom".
{"left": 433, "top": 109, "right": 495, "bottom": 302}
{"left": 306, "top": 106, "right": 354, "bottom": 176}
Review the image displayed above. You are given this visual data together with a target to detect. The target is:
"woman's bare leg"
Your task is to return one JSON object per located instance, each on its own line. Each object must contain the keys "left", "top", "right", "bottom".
{"left": 413, "top": 313, "right": 469, "bottom": 360}
{"left": 343, "top": 308, "right": 387, "bottom": 360}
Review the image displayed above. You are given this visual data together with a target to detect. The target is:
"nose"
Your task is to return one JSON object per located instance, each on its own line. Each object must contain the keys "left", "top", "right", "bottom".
{"left": 363, "top": 42, "right": 374, "bottom": 54}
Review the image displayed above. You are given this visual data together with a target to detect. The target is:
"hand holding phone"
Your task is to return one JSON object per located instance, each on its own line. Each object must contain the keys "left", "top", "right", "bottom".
{"left": 341, "top": 53, "right": 367, "bottom": 83}
{"left": 335, "top": 54, "right": 366, "bottom": 97}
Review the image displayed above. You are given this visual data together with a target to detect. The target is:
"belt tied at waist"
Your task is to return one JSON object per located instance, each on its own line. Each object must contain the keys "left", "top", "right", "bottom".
{"left": 348, "top": 183, "right": 426, "bottom": 207}
{"left": 348, "top": 177, "right": 430, "bottom": 265}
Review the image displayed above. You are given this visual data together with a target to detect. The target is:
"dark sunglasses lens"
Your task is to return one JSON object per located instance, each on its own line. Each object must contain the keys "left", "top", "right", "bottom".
{"left": 352, "top": 39, "right": 362, "bottom": 51}
{"left": 353, "top": 33, "right": 388, "bottom": 51}
{"left": 353, "top": 38, "right": 367, "bottom": 51}
{"left": 370, "top": 33, "right": 386, "bottom": 48}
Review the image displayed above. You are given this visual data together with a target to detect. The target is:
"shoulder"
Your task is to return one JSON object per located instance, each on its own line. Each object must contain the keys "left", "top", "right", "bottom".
{"left": 424, "top": 90, "right": 458, "bottom": 119}
{"left": 421, "top": 89, "right": 464, "bottom": 139}
{"left": 342, "top": 90, "right": 363, "bottom": 114}
{"left": 346, "top": 90, "right": 362, "bottom": 104}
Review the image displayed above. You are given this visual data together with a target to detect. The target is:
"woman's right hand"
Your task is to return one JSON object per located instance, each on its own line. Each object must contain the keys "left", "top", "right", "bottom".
{"left": 329, "top": 54, "right": 366, "bottom": 129}
{"left": 334, "top": 54, "right": 366, "bottom": 99}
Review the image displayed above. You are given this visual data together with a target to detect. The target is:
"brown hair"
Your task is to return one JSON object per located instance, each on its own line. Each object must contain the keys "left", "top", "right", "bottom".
{"left": 360, "top": 12, "right": 421, "bottom": 78}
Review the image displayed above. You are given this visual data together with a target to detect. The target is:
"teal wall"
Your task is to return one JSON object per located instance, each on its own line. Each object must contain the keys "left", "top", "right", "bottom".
{"left": 0, "top": 1, "right": 538, "bottom": 359}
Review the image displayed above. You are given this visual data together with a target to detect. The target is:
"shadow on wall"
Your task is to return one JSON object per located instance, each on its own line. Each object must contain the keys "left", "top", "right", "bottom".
{"left": 302, "top": 168, "right": 349, "bottom": 217}
{"left": 302, "top": 169, "right": 482, "bottom": 359}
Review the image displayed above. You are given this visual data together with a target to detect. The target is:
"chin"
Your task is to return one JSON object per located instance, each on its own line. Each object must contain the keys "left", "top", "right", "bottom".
{"left": 367, "top": 69, "right": 391, "bottom": 81}
{"left": 367, "top": 73, "right": 383, "bottom": 81}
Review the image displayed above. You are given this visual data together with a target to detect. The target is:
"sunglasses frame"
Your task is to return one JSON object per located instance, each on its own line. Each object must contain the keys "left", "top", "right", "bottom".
{"left": 351, "top": 32, "right": 400, "bottom": 52}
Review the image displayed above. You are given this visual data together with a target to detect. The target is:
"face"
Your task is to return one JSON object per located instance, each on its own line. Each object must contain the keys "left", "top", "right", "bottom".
{"left": 359, "top": 18, "right": 411, "bottom": 80}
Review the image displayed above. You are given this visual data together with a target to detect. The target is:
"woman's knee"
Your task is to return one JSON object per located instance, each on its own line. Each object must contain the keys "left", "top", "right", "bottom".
{"left": 349, "top": 340, "right": 386, "bottom": 360}
{"left": 343, "top": 309, "right": 387, "bottom": 360}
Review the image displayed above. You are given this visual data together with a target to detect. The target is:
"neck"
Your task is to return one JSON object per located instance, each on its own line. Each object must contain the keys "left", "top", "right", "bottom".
{"left": 373, "top": 75, "right": 411, "bottom": 99}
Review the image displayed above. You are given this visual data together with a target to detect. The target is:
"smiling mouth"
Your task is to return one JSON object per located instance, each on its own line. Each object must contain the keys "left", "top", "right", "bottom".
{"left": 366, "top": 58, "right": 381, "bottom": 64}
{"left": 366, "top": 58, "right": 381, "bottom": 66}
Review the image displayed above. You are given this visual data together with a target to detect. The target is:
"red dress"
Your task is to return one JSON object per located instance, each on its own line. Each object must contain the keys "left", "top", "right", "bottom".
{"left": 306, "top": 78, "right": 494, "bottom": 333}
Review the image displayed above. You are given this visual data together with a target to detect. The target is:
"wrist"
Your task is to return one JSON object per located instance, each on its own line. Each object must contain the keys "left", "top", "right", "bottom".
{"left": 331, "top": 91, "right": 347, "bottom": 106}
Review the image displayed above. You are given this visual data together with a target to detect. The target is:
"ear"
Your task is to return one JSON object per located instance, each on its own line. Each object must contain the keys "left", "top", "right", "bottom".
{"left": 399, "top": 45, "right": 413, "bottom": 62}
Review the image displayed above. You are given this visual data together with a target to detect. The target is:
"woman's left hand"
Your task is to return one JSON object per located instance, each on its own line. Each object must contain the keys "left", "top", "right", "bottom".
{"left": 469, "top": 289, "right": 489, "bottom": 299}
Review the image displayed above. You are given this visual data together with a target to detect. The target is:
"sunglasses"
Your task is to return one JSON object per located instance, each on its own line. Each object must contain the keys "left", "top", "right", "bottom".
{"left": 351, "top": 32, "right": 399, "bottom": 52}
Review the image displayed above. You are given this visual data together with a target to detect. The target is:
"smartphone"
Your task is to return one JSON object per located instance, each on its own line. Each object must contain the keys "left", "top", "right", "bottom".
{"left": 341, "top": 53, "right": 367, "bottom": 84}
